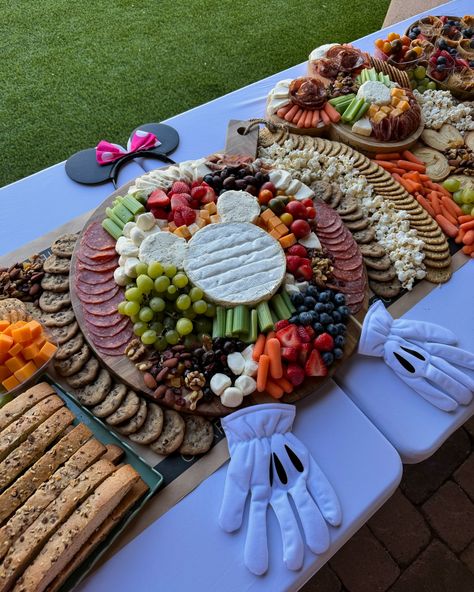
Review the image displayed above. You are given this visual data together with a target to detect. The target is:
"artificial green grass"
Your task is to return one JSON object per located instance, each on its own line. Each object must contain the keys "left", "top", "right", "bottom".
{"left": 0, "top": 0, "right": 389, "bottom": 187}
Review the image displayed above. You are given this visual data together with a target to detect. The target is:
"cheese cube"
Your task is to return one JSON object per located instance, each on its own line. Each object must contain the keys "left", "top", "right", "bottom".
{"left": 398, "top": 100, "right": 410, "bottom": 112}
{"left": 210, "top": 215, "right": 220, "bottom": 224}
{"left": 372, "top": 111, "right": 387, "bottom": 123}
{"left": 368, "top": 104, "right": 379, "bottom": 118}
{"left": 390, "top": 108, "right": 403, "bottom": 118}
{"left": 2, "top": 375, "right": 20, "bottom": 391}
{"left": 203, "top": 202, "right": 217, "bottom": 215}
{"left": 14, "top": 361, "right": 37, "bottom": 383}
{"left": 391, "top": 87, "right": 404, "bottom": 98}
{"left": 380, "top": 105, "right": 392, "bottom": 114}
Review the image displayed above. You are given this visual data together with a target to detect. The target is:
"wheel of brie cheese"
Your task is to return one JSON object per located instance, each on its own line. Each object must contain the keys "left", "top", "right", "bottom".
{"left": 184, "top": 222, "right": 286, "bottom": 306}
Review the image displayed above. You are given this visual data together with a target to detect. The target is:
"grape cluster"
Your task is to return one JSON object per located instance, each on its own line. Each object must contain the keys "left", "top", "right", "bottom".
{"left": 118, "top": 261, "right": 216, "bottom": 351}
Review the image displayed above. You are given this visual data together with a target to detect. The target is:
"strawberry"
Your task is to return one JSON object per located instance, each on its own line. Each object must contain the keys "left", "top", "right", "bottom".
{"left": 305, "top": 325, "right": 315, "bottom": 339}
{"left": 286, "top": 363, "right": 305, "bottom": 386}
{"left": 189, "top": 200, "right": 199, "bottom": 209}
{"left": 281, "top": 346, "right": 298, "bottom": 362}
{"left": 170, "top": 194, "right": 191, "bottom": 210}
{"left": 274, "top": 319, "right": 290, "bottom": 332}
{"left": 286, "top": 255, "right": 301, "bottom": 274}
{"left": 305, "top": 349, "right": 328, "bottom": 377}
{"left": 302, "top": 198, "right": 314, "bottom": 207}
{"left": 276, "top": 324, "right": 302, "bottom": 349}
{"left": 150, "top": 207, "right": 169, "bottom": 220}
{"left": 147, "top": 189, "right": 170, "bottom": 209}
{"left": 298, "top": 342, "right": 312, "bottom": 365}
{"left": 173, "top": 209, "right": 184, "bottom": 227}
{"left": 296, "top": 326, "right": 311, "bottom": 343}
{"left": 200, "top": 186, "right": 217, "bottom": 204}
{"left": 174, "top": 205, "right": 196, "bottom": 226}
{"left": 287, "top": 245, "right": 308, "bottom": 258}
{"left": 314, "top": 333, "right": 334, "bottom": 352}
{"left": 191, "top": 186, "right": 208, "bottom": 201}
{"left": 191, "top": 180, "right": 202, "bottom": 189}
{"left": 169, "top": 181, "right": 190, "bottom": 196}
{"left": 297, "top": 263, "right": 313, "bottom": 281}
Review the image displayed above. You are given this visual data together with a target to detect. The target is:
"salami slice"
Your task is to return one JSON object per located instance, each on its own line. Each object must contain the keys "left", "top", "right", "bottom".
{"left": 96, "top": 345, "right": 127, "bottom": 357}
{"left": 330, "top": 243, "right": 360, "bottom": 259}
{"left": 78, "top": 258, "right": 118, "bottom": 273}
{"left": 332, "top": 266, "right": 363, "bottom": 282}
{"left": 79, "top": 243, "right": 116, "bottom": 261}
{"left": 77, "top": 269, "right": 115, "bottom": 285}
{"left": 83, "top": 221, "right": 116, "bottom": 251}
{"left": 85, "top": 316, "right": 130, "bottom": 337}
{"left": 84, "top": 293, "right": 124, "bottom": 316}
{"left": 77, "top": 249, "right": 116, "bottom": 268}
{"left": 76, "top": 278, "right": 117, "bottom": 295}
{"left": 334, "top": 254, "right": 363, "bottom": 270}
{"left": 345, "top": 292, "right": 365, "bottom": 306}
{"left": 87, "top": 327, "right": 132, "bottom": 349}
{"left": 77, "top": 284, "right": 120, "bottom": 305}
{"left": 83, "top": 312, "right": 124, "bottom": 327}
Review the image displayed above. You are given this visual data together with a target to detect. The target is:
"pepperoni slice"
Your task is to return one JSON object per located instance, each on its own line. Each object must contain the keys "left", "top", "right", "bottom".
{"left": 84, "top": 312, "right": 124, "bottom": 327}
{"left": 77, "top": 269, "right": 114, "bottom": 285}
{"left": 83, "top": 221, "right": 116, "bottom": 251}
{"left": 332, "top": 266, "right": 363, "bottom": 282}
{"left": 77, "top": 248, "right": 116, "bottom": 267}
{"left": 84, "top": 293, "right": 124, "bottom": 316}
{"left": 78, "top": 258, "right": 118, "bottom": 273}
{"left": 76, "top": 278, "right": 117, "bottom": 295}
{"left": 334, "top": 254, "right": 363, "bottom": 270}
{"left": 85, "top": 316, "right": 130, "bottom": 337}
{"left": 87, "top": 327, "right": 132, "bottom": 349}
{"left": 80, "top": 242, "right": 116, "bottom": 261}
{"left": 77, "top": 284, "right": 120, "bottom": 304}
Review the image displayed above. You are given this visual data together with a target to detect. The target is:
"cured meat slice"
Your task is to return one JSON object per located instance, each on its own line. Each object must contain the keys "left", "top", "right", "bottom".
{"left": 79, "top": 244, "right": 116, "bottom": 261}
{"left": 82, "top": 221, "right": 116, "bottom": 251}
{"left": 345, "top": 292, "right": 365, "bottom": 306}
{"left": 330, "top": 242, "right": 360, "bottom": 258}
{"left": 77, "top": 250, "right": 116, "bottom": 268}
{"left": 78, "top": 258, "right": 118, "bottom": 273}
{"left": 76, "top": 278, "right": 117, "bottom": 295}
{"left": 334, "top": 254, "right": 363, "bottom": 270}
{"left": 85, "top": 327, "right": 132, "bottom": 349}
{"left": 96, "top": 345, "right": 127, "bottom": 357}
{"left": 289, "top": 77, "right": 327, "bottom": 110}
{"left": 83, "top": 312, "right": 124, "bottom": 327}
{"left": 76, "top": 284, "right": 120, "bottom": 305}
{"left": 85, "top": 316, "right": 130, "bottom": 338}
{"left": 84, "top": 293, "right": 124, "bottom": 316}
{"left": 332, "top": 266, "right": 363, "bottom": 282}
{"left": 77, "top": 270, "right": 114, "bottom": 285}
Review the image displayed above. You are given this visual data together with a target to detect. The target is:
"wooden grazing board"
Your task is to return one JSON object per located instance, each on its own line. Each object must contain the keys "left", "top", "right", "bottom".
{"left": 70, "top": 126, "right": 368, "bottom": 417}
{"left": 328, "top": 119, "right": 424, "bottom": 154}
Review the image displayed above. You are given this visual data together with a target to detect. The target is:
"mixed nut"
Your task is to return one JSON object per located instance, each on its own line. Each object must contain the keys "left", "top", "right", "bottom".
{"left": 0, "top": 255, "right": 45, "bottom": 303}
{"left": 444, "top": 146, "right": 474, "bottom": 175}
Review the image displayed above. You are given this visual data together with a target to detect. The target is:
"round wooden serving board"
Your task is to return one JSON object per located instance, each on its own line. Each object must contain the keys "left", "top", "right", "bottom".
{"left": 70, "top": 156, "right": 367, "bottom": 417}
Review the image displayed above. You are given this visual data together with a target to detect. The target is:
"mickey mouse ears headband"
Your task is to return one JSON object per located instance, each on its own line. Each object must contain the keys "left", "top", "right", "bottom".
{"left": 65, "top": 123, "right": 179, "bottom": 187}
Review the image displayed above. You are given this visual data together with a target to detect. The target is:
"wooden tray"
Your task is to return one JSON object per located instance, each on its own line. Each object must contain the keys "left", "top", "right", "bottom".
{"left": 70, "top": 125, "right": 368, "bottom": 417}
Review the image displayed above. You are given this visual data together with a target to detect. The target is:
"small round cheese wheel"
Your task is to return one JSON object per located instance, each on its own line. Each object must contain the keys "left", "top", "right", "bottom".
{"left": 210, "top": 373, "right": 232, "bottom": 397}
{"left": 227, "top": 352, "right": 245, "bottom": 376}
{"left": 221, "top": 387, "right": 244, "bottom": 408}
{"left": 235, "top": 375, "right": 257, "bottom": 397}
{"left": 217, "top": 191, "right": 260, "bottom": 224}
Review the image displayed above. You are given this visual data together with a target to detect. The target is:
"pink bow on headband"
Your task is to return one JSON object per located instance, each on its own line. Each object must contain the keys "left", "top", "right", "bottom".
{"left": 96, "top": 129, "right": 161, "bottom": 165}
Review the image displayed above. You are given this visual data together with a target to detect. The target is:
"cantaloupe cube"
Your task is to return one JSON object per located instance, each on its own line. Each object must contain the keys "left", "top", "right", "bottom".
{"left": 2, "top": 375, "right": 20, "bottom": 391}
{"left": 22, "top": 343, "right": 40, "bottom": 361}
{"left": 0, "top": 352, "right": 9, "bottom": 365}
{"left": 0, "top": 334, "right": 13, "bottom": 354}
{"left": 26, "top": 320, "right": 42, "bottom": 339}
{"left": 261, "top": 209, "right": 274, "bottom": 222}
{"left": 203, "top": 202, "right": 217, "bottom": 215}
{"left": 8, "top": 343, "right": 22, "bottom": 357}
{"left": 0, "top": 320, "right": 10, "bottom": 332}
{"left": 0, "top": 366, "right": 12, "bottom": 382}
{"left": 199, "top": 209, "right": 210, "bottom": 221}
{"left": 5, "top": 355, "right": 26, "bottom": 373}
{"left": 10, "top": 320, "right": 26, "bottom": 329}
{"left": 210, "top": 215, "right": 220, "bottom": 224}
{"left": 14, "top": 361, "right": 37, "bottom": 383}
{"left": 11, "top": 325, "right": 32, "bottom": 343}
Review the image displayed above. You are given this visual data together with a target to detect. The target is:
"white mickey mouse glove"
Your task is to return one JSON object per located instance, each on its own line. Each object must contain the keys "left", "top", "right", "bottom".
{"left": 359, "top": 300, "right": 474, "bottom": 412}
{"left": 219, "top": 403, "right": 342, "bottom": 575}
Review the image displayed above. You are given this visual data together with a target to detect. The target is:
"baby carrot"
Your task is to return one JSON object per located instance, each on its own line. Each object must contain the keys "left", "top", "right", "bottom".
{"left": 435, "top": 214, "right": 459, "bottom": 238}
{"left": 374, "top": 152, "right": 401, "bottom": 160}
{"left": 304, "top": 109, "right": 314, "bottom": 128}
{"left": 320, "top": 108, "right": 331, "bottom": 125}
{"left": 440, "top": 194, "right": 463, "bottom": 217}
{"left": 455, "top": 228, "right": 466, "bottom": 244}
{"left": 274, "top": 376, "right": 294, "bottom": 394}
{"left": 276, "top": 104, "right": 293, "bottom": 118}
{"left": 416, "top": 194, "right": 435, "bottom": 218}
{"left": 374, "top": 160, "right": 397, "bottom": 171}
{"left": 295, "top": 109, "right": 306, "bottom": 127}
{"left": 397, "top": 160, "right": 426, "bottom": 173}
{"left": 392, "top": 168, "right": 406, "bottom": 175}
{"left": 440, "top": 205, "right": 458, "bottom": 226}
{"left": 460, "top": 219, "right": 474, "bottom": 232}
{"left": 284, "top": 104, "right": 299, "bottom": 122}
{"left": 252, "top": 334, "right": 266, "bottom": 361}
{"left": 256, "top": 354, "right": 270, "bottom": 392}
{"left": 263, "top": 331, "right": 276, "bottom": 355}
{"left": 323, "top": 101, "right": 341, "bottom": 123}
{"left": 458, "top": 215, "right": 474, "bottom": 224}
{"left": 402, "top": 150, "right": 425, "bottom": 165}
{"left": 266, "top": 338, "right": 283, "bottom": 379}
{"left": 429, "top": 192, "right": 442, "bottom": 216}
{"left": 462, "top": 244, "right": 474, "bottom": 255}
{"left": 265, "top": 379, "right": 284, "bottom": 399}
{"left": 418, "top": 174, "right": 430, "bottom": 182}
{"left": 463, "top": 229, "right": 474, "bottom": 245}
{"left": 311, "top": 109, "right": 320, "bottom": 127}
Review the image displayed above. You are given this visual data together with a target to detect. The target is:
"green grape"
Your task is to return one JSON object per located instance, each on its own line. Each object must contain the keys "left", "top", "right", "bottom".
{"left": 176, "top": 294, "right": 191, "bottom": 310}
{"left": 149, "top": 321, "right": 164, "bottom": 334}
{"left": 189, "top": 287, "right": 203, "bottom": 301}
{"left": 176, "top": 318, "right": 193, "bottom": 336}
{"left": 141, "top": 330, "right": 157, "bottom": 345}
{"left": 407, "top": 69, "right": 414, "bottom": 80}
{"left": 149, "top": 297, "right": 166, "bottom": 312}
{"left": 461, "top": 203, "right": 472, "bottom": 214}
{"left": 204, "top": 303, "right": 216, "bottom": 318}
{"left": 462, "top": 188, "right": 474, "bottom": 204}
{"left": 426, "top": 81, "right": 437, "bottom": 90}
{"left": 125, "top": 287, "right": 142, "bottom": 302}
{"left": 443, "top": 178, "right": 461, "bottom": 193}
{"left": 453, "top": 190, "right": 464, "bottom": 204}
{"left": 135, "top": 262, "right": 148, "bottom": 276}
{"left": 172, "top": 272, "right": 189, "bottom": 288}
{"left": 182, "top": 308, "right": 196, "bottom": 320}
{"left": 130, "top": 314, "right": 140, "bottom": 323}
{"left": 124, "top": 301, "right": 140, "bottom": 317}
{"left": 154, "top": 276, "right": 170, "bottom": 293}
{"left": 165, "top": 329, "right": 180, "bottom": 345}
{"left": 164, "top": 264, "right": 177, "bottom": 278}
{"left": 194, "top": 318, "right": 213, "bottom": 334}
{"left": 133, "top": 321, "right": 147, "bottom": 336}
{"left": 414, "top": 65, "right": 426, "bottom": 80}
{"left": 410, "top": 79, "right": 417, "bottom": 90}
{"left": 183, "top": 334, "right": 199, "bottom": 348}
{"left": 139, "top": 306, "right": 154, "bottom": 323}
{"left": 192, "top": 299, "right": 207, "bottom": 314}
{"left": 147, "top": 261, "right": 163, "bottom": 279}
{"left": 166, "top": 285, "right": 177, "bottom": 297}
{"left": 163, "top": 316, "right": 175, "bottom": 330}
{"left": 117, "top": 301, "right": 127, "bottom": 315}
{"left": 136, "top": 274, "right": 154, "bottom": 294}
{"left": 154, "top": 336, "right": 168, "bottom": 351}
{"left": 471, "top": 205, "right": 474, "bottom": 217}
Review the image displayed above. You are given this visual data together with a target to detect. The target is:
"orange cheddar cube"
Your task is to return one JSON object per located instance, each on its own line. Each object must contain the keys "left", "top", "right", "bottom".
{"left": 0, "top": 366, "right": 12, "bottom": 382}
{"left": 14, "top": 361, "right": 37, "bottom": 383}
{"left": 391, "top": 87, "right": 404, "bottom": 98}
{"left": 203, "top": 202, "right": 217, "bottom": 215}
{"left": 279, "top": 233, "right": 297, "bottom": 249}
{"left": 269, "top": 229, "right": 281, "bottom": 240}
{"left": 210, "top": 215, "right": 220, "bottom": 224}
{"left": 2, "top": 375, "right": 20, "bottom": 392}
{"left": 274, "top": 223, "right": 289, "bottom": 236}
{"left": 37, "top": 341, "right": 57, "bottom": 364}
{"left": 11, "top": 325, "right": 32, "bottom": 344}
{"left": 22, "top": 343, "right": 40, "bottom": 361}
{"left": 0, "top": 320, "right": 10, "bottom": 332}
{"left": 199, "top": 209, "right": 210, "bottom": 221}
{"left": 26, "top": 320, "right": 42, "bottom": 339}
{"left": 8, "top": 343, "right": 23, "bottom": 357}
{"left": 0, "top": 334, "right": 13, "bottom": 354}
{"left": 167, "top": 221, "right": 177, "bottom": 232}
{"left": 174, "top": 225, "right": 192, "bottom": 240}
{"left": 261, "top": 209, "right": 275, "bottom": 222}
{"left": 5, "top": 355, "right": 26, "bottom": 374}
{"left": 195, "top": 217, "right": 207, "bottom": 228}
{"left": 267, "top": 217, "right": 281, "bottom": 230}
{"left": 398, "top": 100, "right": 410, "bottom": 112}
{"left": 0, "top": 352, "right": 10, "bottom": 365}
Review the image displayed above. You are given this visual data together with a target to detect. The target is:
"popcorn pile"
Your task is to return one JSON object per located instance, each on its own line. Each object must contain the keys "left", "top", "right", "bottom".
{"left": 414, "top": 89, "right": 474, "bottom": 131}
{"left": 257, "top": 139, "right": 426, "bottom": 290}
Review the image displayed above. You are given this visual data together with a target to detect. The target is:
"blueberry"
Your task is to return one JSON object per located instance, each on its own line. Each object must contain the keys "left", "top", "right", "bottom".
{"left": 291, "top": 292, "right": 304, "bottom": 306}
{"left": 337, "top": 305, "right": 350, "bottom": 319}
{"left": 320, "top": 313, "right": 332, "bottom": 325}
{"left": 325, "top": 302, "right": 335, "bottom": 313}
{"left": 311, "top": 312, "right": 320, "bottom": 323}
{"left": 336, "top": 323, "right": 347, "bottom": 335}
{"left": 327, "top": 324, "right": 338, "bottom": 336}
{"left": 312, "top": 322, "right": 324, "bottom": 334}
{"left": 306, "top": 285, "right": 318, "bottom": 298}
{"left": 297, "top": 305, "right": 308, "bottom": 314}
{"left": 203, "top": 174, "right": 214, "bottom": 185}
{"left": 334, "top": 335, "right": 345, "bottom": 348}
{"left": 289, "top": 315, "right": 300, "bottom": 325}
{"left": 318, "top": 291, "right": 330, "bottom": 303}
{"left": 314, "top": 302, "right": 326, "bottom": 313}
{"left": 299, "top": 312, "right": 313, "bottom": 326}
{"left": 437, "top": 55, "right": 447, "bottom": 64}
{"left": 332, "top": 311, "right": 342, "bottom": 323}
{"left": 304, "top": 296, "right": 316, "bottom": 308}
{"left": 333, "top": 293, "right": 346, "bottom": 305}
{"left": 333, "top": 347, "right": 344, "bottom": 360}
{"left": 322, "top": 352, "right": 334, "bottom": 366}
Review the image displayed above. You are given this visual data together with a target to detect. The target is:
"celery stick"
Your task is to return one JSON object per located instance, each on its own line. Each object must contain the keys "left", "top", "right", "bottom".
{"left": 105, "top": 208, "right": 125, "bottom": 230}
{"left": 122, "top": 195, "right": 145, "bottom": 216}
{"left": 212, "top": 316, "right": 219, "bottom": 339}
{"left": 256, "top": 301, "right": 273, "bottom": 333}
{"left": 112, "top": 203, "right": 134, "bottom": 224}
{"left": 271, "top": 294, "right": 291, "bottom": 320}
{"left": 342, "top": 98, "right": 365, "bottom": 123}
{"left": 101, "top": 219, "right": 122, "bottom": 241}
{"left": 352, "top": 101, "right": 370, "bottom": 123}
{"left": 248, "top": 309, "right": 258, "bottom": 344}
{"left": 225, "top": 309, "right": 234, "bottom": 338}
{"left": 270, "top": 308, "right": 278, "bottom": 325}
{"left": 232, "top": 304, "right": 249, "bottom": 336}
{"left": 281, "top": 290, "right": 296, "bottom": 314}
{"left": 214, "top": 307, "right": 226, "bottom": 338}
{"left": 329, "top": 93, "right": 355, "bottom": 106}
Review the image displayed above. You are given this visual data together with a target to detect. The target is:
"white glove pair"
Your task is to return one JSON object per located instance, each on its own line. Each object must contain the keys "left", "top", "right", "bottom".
{"left": 219, "top": 404, "right": 341, "bottom": 575}
{"left": 359, "top": 300, "right": 474, "bottom": 412}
